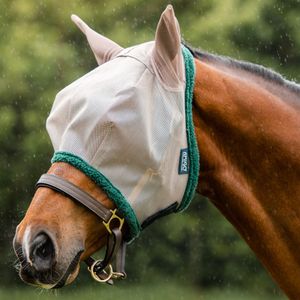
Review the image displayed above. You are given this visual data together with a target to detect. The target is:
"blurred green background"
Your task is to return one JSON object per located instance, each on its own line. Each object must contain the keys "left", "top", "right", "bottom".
{"left": 1, "top": 0, "right": 299, "bottom": 299}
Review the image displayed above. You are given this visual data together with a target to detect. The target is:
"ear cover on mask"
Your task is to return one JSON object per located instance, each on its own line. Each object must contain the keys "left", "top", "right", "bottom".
{"left": 151, "top": 5, "right": 184, "bottom": 89}
{"left": 71, "top": 14, "right": 123, "bottom": 65}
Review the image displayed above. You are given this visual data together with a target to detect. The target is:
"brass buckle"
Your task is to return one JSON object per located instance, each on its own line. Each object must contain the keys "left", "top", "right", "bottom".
{"left": 103, "top": 209, "right": 124, "bottom": 235}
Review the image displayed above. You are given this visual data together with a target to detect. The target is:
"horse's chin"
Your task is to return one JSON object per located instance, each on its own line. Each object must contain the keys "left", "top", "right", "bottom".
{"left": 18, "top": 249, "right": 83, "bottom": 289}
{"left": 37, "top": 263, "right": 80, "bottom": 289}
{"left": 64, "top": 263, "right": 80, "bottom": 286}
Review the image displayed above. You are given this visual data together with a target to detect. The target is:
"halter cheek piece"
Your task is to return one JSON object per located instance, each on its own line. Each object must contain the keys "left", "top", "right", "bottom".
{"left": 36, "top": 174, "right": 127, "bottom": 286}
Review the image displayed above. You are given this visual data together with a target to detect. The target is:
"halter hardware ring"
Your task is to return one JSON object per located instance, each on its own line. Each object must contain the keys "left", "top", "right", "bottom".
{"left": 103, "top": 209, "right": 124, "bottom": 235}
{"left": 89, "top": 261, "right": 113, "bottom": 283}
{"left": 112, "top": 271, "right": 127, "bottom": 280}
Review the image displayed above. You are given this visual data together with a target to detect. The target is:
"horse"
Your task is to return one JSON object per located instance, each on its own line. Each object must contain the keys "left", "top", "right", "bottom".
{"left": 13, "top": 5, "right": 300, "bottom": 298}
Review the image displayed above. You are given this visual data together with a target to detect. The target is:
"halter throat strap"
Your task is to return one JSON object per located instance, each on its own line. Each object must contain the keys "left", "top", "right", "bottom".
{"left": 36, "top": 173, "right": 126, "bottom": 286}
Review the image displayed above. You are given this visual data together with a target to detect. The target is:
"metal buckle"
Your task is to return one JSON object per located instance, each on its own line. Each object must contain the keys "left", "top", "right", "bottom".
{"left": 88, "top": 261, "right": 113, "bottom": 283}
{"left": 103, "top": 209, "right": 124, "bottom": 235}
{"left": 88, "top": 260, "right": 126, "bottom": 283}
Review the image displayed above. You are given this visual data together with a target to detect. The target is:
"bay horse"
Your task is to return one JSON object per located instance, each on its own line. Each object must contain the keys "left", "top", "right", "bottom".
{"left": 13, "top": 5, "right": 300, "bottom": 298}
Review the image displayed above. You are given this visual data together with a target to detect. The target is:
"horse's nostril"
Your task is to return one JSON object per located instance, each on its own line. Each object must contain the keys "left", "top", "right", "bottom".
{"left": 30, "top": 232, "right": 55, "bottom": 272}
{"left": 35, "top": 237, "right": 53, "bottom": 259}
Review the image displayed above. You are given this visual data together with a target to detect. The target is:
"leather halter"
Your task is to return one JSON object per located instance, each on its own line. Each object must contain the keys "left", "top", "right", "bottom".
{"left": 36, "top": 174, "right": 127, "bottom": 286}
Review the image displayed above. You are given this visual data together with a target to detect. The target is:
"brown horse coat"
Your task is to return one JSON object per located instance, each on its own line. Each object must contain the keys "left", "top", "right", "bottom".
{"left": 193, "top": 55, "right": 300, "bottom": 298}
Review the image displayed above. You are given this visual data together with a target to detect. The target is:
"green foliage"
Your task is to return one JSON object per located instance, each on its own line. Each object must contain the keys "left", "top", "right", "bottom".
{"left": 0, "top": 283, "right": 286, "bottom": 300}
{"left": 0, "top": 0, "right": 298, "bottom": 297}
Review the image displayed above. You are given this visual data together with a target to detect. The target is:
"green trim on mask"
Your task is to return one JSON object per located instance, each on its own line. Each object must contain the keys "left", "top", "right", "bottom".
{"left": 176, "top": 46, "right": 200, "bottom": 212}
{"left": 51, "top": 151, "right": 141, "bottom": 242}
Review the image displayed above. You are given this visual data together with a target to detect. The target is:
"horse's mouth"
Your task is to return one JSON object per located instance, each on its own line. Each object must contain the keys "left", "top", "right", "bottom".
{"left": 18, "top": 250, "right": 83, "bottom": 289}
{"left": 51, "top": 250, "right": 83, "bottom": 289}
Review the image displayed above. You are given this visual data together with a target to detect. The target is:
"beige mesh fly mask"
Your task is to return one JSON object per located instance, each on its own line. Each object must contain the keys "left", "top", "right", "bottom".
{"left": 46, "top": 7, "right": 199, "bottom": 242}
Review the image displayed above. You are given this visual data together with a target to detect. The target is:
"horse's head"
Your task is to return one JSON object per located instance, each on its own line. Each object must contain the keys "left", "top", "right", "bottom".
{"left": 13, "top": 5, "right": 192, "bottom": 289}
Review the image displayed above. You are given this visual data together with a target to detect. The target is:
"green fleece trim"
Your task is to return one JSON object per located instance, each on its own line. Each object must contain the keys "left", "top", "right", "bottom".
{"left": 176, "top": 46, "right": 200, "bottom": 212}
{"left": 51, "top": 151, "right": 141, "bottom": 242}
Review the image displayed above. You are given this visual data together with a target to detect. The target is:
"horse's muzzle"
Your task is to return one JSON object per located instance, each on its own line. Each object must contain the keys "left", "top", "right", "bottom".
{"left": 13, "top": 230, "right": 58, "bottom": 287}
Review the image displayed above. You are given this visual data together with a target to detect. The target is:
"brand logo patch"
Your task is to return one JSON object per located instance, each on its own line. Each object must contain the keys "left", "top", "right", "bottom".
{"left": 178, "top": 148, "right": 189, "bottom": 175}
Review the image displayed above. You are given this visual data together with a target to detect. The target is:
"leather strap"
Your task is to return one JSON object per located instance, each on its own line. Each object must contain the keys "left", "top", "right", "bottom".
{"left": 35, "top": 173, "right": 127, "bottom": 286}
{"left": 84, "top": 228, "right": 121, "bottom": 273}
{"left": 84, "top": 228, "right": 126, "bottom": 284}
{"left": 115, "top": 241, "right": 127, "bottom": 277}
{"left": 36, "top": 174, "right": 113, "bottom": 222}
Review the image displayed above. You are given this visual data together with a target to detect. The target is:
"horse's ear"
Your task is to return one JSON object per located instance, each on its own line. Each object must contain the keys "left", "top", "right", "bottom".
{"left": 71, "top": 15, "right": 123, "bottom": 65}
{"left": 152, "top": 5, "right": 184, "bottom": 88}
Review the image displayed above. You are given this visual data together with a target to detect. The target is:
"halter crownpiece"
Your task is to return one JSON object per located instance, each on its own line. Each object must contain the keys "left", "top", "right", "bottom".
{"left": 39, "top": 5, "right": 199, "bottom": 285}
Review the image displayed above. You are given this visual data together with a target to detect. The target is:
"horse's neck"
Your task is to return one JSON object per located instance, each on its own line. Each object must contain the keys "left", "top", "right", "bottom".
{"left": 193, "top": 58, "right": 300, "bottom": 298}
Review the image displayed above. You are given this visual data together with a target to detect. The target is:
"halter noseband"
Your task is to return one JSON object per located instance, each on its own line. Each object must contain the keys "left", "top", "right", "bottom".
{"left": 36, "top": 173, "right": 127, "bottom": 287}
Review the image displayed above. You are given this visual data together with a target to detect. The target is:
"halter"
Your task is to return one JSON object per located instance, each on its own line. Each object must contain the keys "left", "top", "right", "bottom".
{"left": 36, "top": 174, "right": 126, "bottom": 286}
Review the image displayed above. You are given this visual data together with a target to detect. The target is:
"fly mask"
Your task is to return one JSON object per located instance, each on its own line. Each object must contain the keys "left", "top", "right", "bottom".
{"left": 37, "top": 5, "right": 199, "bottom": 284}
